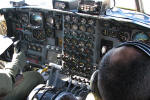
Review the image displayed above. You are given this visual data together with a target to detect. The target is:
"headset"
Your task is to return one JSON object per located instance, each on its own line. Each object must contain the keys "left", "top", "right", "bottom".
{"left": 89, "top": 41, "right": 150, "bottom": 100}
{"left": 117, "top": 41, "right": 150, "bottom": 56}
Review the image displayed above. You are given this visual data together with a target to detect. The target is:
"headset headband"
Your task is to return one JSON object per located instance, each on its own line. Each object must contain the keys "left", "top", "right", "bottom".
{"left": 117, "top": 41, "right": 150, "bottom": 56}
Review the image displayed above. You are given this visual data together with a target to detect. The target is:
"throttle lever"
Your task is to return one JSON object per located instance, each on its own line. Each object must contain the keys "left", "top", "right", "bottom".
{"left": 13, "top": 40, "right": 21, "bottom": 53}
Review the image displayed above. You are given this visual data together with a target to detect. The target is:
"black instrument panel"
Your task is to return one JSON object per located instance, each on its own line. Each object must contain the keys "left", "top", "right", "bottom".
{"left": 63, "top": 14, "right": 98, "bottom": 78}
{"left": 100, "top": 20, "right": 150, "bottom": 44}
{"left": 2, "top": 7, "right": 150, "bottom": 79}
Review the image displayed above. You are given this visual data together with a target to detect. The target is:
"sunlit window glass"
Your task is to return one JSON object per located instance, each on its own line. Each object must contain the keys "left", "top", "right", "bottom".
{"left": 142, "top": 0, "right": 150, "bottom": 15}
{"left": 0, "top": 0, "right": 11, "bottom": 8}
{"left": 115, "top": 0, "right": 136, "bottom": 10}
{"left": 25, "top": 0, "right": 53, "bottom": 8}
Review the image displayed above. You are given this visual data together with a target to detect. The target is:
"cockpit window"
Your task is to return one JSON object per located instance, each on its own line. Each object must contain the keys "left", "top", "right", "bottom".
{"left": 0, "top": 0, "right": 11, "bottom": 8}
{"left": 114, "top": 0, "right": 150, "bottom": 15}
{"left": 115, "top": 0, "right": 137, "bottom": 11}
{"left": 25, "top": 0, "right": 53, "bottom": 9}
{"left": 142, "top": 0, "right": 150, "bottom": 15}
{"left": 0, "top": 0, "right": 53, "bottom": 9}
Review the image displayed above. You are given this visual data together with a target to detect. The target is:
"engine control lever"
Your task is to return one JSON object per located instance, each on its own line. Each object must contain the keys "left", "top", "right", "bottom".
{"left": 49, "top": 63, "right": 62, "bottom": 70}
{"left": 13, "top": 40, "right": 21, "bottom": 53}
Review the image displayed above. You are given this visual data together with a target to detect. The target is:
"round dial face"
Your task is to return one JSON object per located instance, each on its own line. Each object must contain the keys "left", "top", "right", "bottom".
{"left": 72, "top": 31, "right": 77, "bottom": 36}
{"left": 81, "top": 18, "right": 87, "bottom": 24}
{"left": 79, "top": 25, "right": 86, "bottom": 32}
{"left": 46, "top": 16, "right": 54, "bottom": 25}
{"left": 33, "top": 30, "right": 46, "bottom": 41}
{"left": 20, "top": 14, "right": 29, "bottom": 25}
{"left": 132, "top": 32, "right": 149, "bottom": 42}
{"left": 88, "top": 19, "right": 95, "bottom": 25}
{"left": 64, "top": 23, "right": 70, "bottom": 29}
{"left": 87, "top": 27, "right": 94, "bottom": 33}
{"left": 72, "top": 16, "right": 78, "bottom": 23}
{"left": 65, "top": 15, "right": 71, "bottom": 22}
{"left": 30, "top": 13, "right": 43, "bottom": 26}
{"left": 118, "top": 32, "right": 129, "bottom": 42}
{"left": 72, "top": 24, "right": 78, "bottom": 30}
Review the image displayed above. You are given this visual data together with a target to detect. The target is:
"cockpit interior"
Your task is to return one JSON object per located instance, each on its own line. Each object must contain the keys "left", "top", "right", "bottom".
{"left": 0, "top": 0, "right": 150, "bottom": 99}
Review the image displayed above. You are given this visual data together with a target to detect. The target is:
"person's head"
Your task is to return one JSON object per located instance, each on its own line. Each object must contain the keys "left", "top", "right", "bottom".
{"left": 98, "top": 44, "right": 150, "bottom": 100}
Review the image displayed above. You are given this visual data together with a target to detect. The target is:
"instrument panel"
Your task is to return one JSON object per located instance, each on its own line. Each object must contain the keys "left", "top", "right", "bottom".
{"left": 2, "top": 7, "right": 150, "bottom": 79}
{"left": 63, "top": 14, "right": 98, "bottom": 78}
{"left": 100, "top": 20, "right": 150, "bottom": 45}
{"left": 2, "top": 8, "right": 150, "bottom": 100}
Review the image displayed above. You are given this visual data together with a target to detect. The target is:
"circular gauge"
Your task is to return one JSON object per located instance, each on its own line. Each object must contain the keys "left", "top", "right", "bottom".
{"left": 88, "top": 19, "right": 95, "bottom": 25}
{"left": 86, "top": 43, "right": 93, "bottom": 48}
{"left": 28, "top": 44, "right": 31, "bottom": 49}
{"left": 132, "top": 32, "right": 149, "bottom": 42}
{"left": 72, "top": 31, "right": 77, "bottom": 36}
{"left": 79, "top": 41, "right": 85, "bottom": 47}
{"left": 32, "top": 45, "right": 37, "bottom": 51}
{"left": 46, "top": 16, "right": 54, "bottom": 25}
{"left": 72, "top": 24, "right": 78, "bottom": 30}
{"left": 118, "top": 32, "right": 129, "bottom": 42}
{"left": 46, "top": 28, "right": 54, "bottom": 37}
{"left": 20, "top": 14, "right": 29, "bottom": 25}
{"left": 72, "top": 39, "right": 78, "bottom": 45}
{"left": 109, "top": 30, "right": 117, "bottom": 38}
{"left": 30, "top": 13, "right": 43, "bottom": 26}
{"left": 64, "top": 38, "right": 71, "bottom": 44}
{"left": 81, "top": 18, "right": 87, "bottom": 24}
{"left": 65, "top": 15, "right": 71, "bottom": 22}
{"left": 37, "top": 46, "right": 42, "bottom": 52}
{"left": 33, "top": 29, "right": 46, "bottom": 41}
{"left": 64, "top": 31, "right": 69, "bottom": 35}
{"left": 55, "top": 22, "right": 61, "bottom": 30}
{"left": 87, "top": 27, "right": 94, "bottom": 33}
{"left": 72, "top": 16, "right": 78, "bottom": 23}
{"left": 87, "top": 36, "right": 94, "bottom": 41}
{"left": 64, "top": 23, "right": 70, "bottom": 29}
{"left": 79, "top": 25, "right": 86, "bottom": 32}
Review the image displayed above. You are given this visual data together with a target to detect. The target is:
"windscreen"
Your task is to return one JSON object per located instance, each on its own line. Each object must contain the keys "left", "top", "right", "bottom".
{"left": 142, "top": 0, "right": 150, "bottom": 15}
{"left": 0, "top": 0, "right": 53, "bottom": 9}
{"left": 115, "top": 0, "right": 137, "bottom": 10}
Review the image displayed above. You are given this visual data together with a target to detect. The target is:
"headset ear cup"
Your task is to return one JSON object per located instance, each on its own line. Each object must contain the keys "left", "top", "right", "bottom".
{"left": 90, "top": 70, "right": 102, "bottom": 99}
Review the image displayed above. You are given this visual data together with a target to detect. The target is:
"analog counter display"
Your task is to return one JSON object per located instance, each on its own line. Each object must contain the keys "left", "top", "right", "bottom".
{"left": 46, "top": 16, "right": 54, "bottom": 26}
{"left": 132, "top": 32, "right": 149, "bottom": 42}
{"left": 30, "top": 12, "right": 43, "bottom": 26}
{"left": 33, "top": 29, "right": 46, "bottom": 41}
{"left": 19, "top": 13, "right": 29, "bottom": 25}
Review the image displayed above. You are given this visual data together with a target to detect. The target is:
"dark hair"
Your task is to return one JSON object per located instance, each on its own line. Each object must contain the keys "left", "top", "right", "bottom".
{"left": 98, "top": 46, "right": 150, "bottom": 100}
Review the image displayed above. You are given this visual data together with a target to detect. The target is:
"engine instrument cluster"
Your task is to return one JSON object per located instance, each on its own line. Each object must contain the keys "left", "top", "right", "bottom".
{"left": 3, "top": 9, "right": 63, "bottom": 65}
{"left": 63, "top": 14, "right": 98, "bottom": 78}
{"left": 100, "top": 20, "right": 130, "bottom": 42}
{"left": 100, "top": 20, "right": 150, "bottom": 45}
